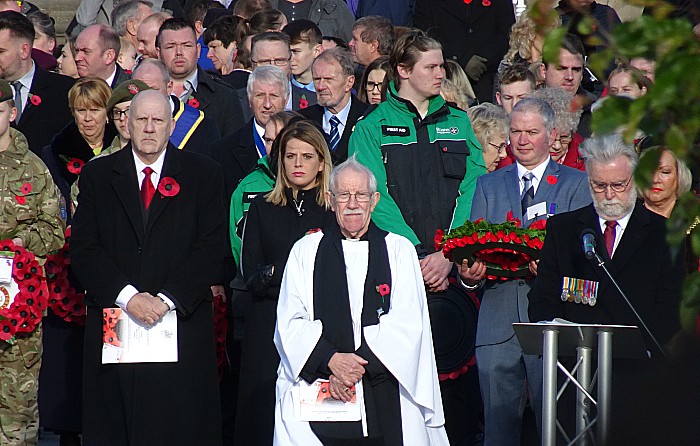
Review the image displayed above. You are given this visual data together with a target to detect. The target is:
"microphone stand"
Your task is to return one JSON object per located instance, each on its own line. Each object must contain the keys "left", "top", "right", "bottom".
{"left": 591, "top": 251, "right": 668, "bottom": 359}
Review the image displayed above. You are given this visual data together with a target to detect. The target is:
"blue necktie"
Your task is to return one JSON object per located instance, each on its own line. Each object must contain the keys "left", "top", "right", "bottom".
{"left": 253, "top": 121, "right": 266, "bottom": 157}
{"left": 521, "top": 172, "right": 535, "bottom": 217}
{"left": 329, "top": 116, "right": 341, "bottom": 151}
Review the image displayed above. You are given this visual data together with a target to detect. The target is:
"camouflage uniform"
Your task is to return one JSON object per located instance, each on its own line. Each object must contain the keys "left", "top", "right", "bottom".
{"left": 0, "top": 128, "right": 65, "bottom": 445}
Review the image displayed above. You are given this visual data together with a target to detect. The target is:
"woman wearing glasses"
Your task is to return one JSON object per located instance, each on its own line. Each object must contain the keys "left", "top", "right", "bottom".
{"left": 359, "top": 56, "right": 389, "bottom": 104}
{"left": 467, "top": 103, "right": 509, "bottom": 172}
{"left": 236, "top": 120, "right": 336, "bottom": 445}
{"left": 533, "top": 86, "right": 585, "bottom": 171}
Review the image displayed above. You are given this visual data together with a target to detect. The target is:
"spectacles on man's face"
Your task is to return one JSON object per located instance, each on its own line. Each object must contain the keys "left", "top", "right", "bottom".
{"left": 111, "top": 108, "right": 129, "bottom": 121}
{"left": 488, "top": 142, "right": 507, "bottom": 153}
{"left": 365, "top": 81, "right": 382, "bottom": 92}
{"left": 252, "top": 57, "right": 291, "bottom": 67}
{"left": 332, "top": 191, "right": 372, "bottom": 203}
{"left": 554, "top": 134, "right": 573, "bottom": 145}
{"left": 589, "top": 177, "right": 632, "bottom": 193}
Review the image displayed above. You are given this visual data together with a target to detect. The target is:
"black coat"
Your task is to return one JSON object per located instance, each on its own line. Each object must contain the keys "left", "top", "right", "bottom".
{"left": 300, "top": 95, "right": 369, "bottom": 165}
{"left": 235, "top": 189, "right": 336, "bottom": 445}
{"left": 192, "top": 67, "right": 246, "bottom": 137}
{"left": 211, "top": 118, "right": 259, "bottom": 200}
{"left": 111, "top": 64, "right": 131, "bottom": 88}
{"left": 170, "top": 95, "right": 220, "bottom": 157}
{"left": 414, "top": 0, "right": 515, "bottom": 102}
{"left": 71, "top": 145, "right": 226, "bottom": 445}
{"left": 13, "top": 66, "right": 75, "bottom": 155}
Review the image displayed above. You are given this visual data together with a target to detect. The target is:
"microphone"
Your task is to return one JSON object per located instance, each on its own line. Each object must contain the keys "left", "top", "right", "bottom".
{"left": 581, "top": 229, "right": 597, "bottom": 260}
{"left": 580, "top": 228, "right": 668, "bottom": 359}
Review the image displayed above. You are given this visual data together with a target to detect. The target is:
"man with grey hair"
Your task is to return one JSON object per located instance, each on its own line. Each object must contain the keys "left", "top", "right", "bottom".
{"left": 528, "top": 133, "right": 684, "bottom": 444}
{"left": 301, "top": 48, "right": 369, "bottom": 164}
{"left": 212, "top": 65, "right": 290, "bottom": 198}
{"left": 112, "top": 0, "right": 154, "bottom": 54}
{"left": 461, "top": 97, "right": 591, "bottom": 445}
{"left": 274, "top": 157, "right": 450, "bottom": 444}
{"left": 349, "top": 15, "right": 394, "bottom": 67}
{"left": 72, "top": 89, "right": 226, "bottom": 445}
{"left": 132, "top": 58, "right": 220, "bottom": 156}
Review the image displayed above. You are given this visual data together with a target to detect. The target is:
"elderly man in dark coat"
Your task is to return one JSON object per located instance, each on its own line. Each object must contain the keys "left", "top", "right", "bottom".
{"left": 71, "top": 90, "right": 226, "bottom": 445}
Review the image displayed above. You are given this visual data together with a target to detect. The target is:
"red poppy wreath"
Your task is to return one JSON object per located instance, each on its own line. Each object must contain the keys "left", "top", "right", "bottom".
{"left": 45, "top": 227, "right": 86, "bottom": 325}
{"left": 436, "top": 212, "right": 547, "bottom": 280}
{"left": 0, "top": 239, "right": 49, "bottom": 343}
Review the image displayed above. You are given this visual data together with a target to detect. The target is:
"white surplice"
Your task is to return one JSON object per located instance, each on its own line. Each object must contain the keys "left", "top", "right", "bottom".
{"left": 273, "top": 231, "right": 450, "bottom": 445}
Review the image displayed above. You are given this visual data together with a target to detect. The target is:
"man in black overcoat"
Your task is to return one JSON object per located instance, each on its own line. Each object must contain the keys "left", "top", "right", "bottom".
{"left": 71, "top": 90, "right": 226, "bottom": 445}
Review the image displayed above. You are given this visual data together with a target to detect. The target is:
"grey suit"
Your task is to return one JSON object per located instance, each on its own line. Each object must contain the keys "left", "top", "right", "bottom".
{"left": 469, "top": 159, "right": 591, "bottom": 445}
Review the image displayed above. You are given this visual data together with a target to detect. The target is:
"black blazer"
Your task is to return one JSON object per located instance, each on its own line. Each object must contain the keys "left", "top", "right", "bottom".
{"left": 111, "top": 64, "right": 131, "bottom": 88}
{"left": 300, "top": 94, "right": 369, "bottom": 165}
{"left": 71, "top": 145, "right": 226, "bottom": 444}
{"left": 14, "top": 66, "right": 75, "bottom": 155}
{"left": 211, "top": 118, "right": 259, "bottom": 199}
{"left": 193, "top": 67, "right": 246, "bottom": 137}
{"left": 170, "top": 95, "right": 220, "bottom": 157}
{"left": 528, "top": 202, "right": 685, "bottom": 352}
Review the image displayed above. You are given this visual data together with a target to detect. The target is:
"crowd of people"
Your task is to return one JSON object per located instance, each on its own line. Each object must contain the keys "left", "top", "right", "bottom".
{"left": 0, "top": 0, "right": 698, "bottom": 445}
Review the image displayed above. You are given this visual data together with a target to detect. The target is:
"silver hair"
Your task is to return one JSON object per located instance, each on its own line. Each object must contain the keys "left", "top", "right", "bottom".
{"left": 532, "top": 87, "right": 582, "bottom": 135}
{"left": 246, "top": 65, "right": 290, "bottom": 99}
{"left": 330, "top": 156, "right": 377, "bottom": 195}
{"left": 579, "top": 133, "right": 639, "bottom": 172}
{"left": 314, "top": 47, "right": 356, "bottom": 78}
{"left": 111, "top": 0, "right": 153, "bottom": 37}
{"left": 467, "top": 103, "right": 509, "bottom": 150}
{"left": 132, "top": 58, "right": 171, "bottom": 90}
{"left": 510, "top": 97, "right": 556, "bottom": 134}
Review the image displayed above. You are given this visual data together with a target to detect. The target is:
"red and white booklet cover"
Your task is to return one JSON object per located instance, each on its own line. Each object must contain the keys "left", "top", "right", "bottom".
{"left": 101, "top": 307, "right": 178, "bottom": 364}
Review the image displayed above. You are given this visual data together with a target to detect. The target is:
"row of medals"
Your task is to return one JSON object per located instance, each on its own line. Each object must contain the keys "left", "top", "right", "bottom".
{"left": 560, "top": 277, "right": 598, "bottom": 307}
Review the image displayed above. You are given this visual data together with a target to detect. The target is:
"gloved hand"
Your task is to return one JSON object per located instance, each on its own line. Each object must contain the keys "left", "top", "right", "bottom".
{"left": 465, "top": 55, "right": 488, "bottom": 81}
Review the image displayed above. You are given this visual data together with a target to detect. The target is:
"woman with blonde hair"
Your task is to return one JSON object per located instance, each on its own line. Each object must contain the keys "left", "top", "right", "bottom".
{"left": 467, "top": 103, "right": 508, "bottom": 171}
{"left": 236, "top": 119, "right": 336, "bottom": 445}
{"left": 442, "top": 59, "right": 476, "bottom": 109}
{"left": 638, "top": 147, "right": 693, "bottom": 218}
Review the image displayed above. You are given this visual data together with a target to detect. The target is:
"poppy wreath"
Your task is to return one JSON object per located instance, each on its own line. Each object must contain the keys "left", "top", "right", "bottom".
{"left": 45, "top": 227, "right": 86, "bottom": 325}
{"left": 436, "top": 211, "right": 547, "bottom": 280}
{"left": 213, "top": 293, "right": 228, "bottom": 381}
{"left": 0, "top": 239, "right": 50, "bottom": 343}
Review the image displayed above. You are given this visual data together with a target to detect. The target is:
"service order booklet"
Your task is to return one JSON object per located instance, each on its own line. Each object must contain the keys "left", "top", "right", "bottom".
{"left": 101, "top": 308, "right": 178, "bottom": 364}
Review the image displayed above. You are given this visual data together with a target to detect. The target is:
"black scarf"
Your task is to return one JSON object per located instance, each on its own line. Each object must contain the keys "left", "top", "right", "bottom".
{"left": 313, "top": 221, "right": 392, "bottom": 349}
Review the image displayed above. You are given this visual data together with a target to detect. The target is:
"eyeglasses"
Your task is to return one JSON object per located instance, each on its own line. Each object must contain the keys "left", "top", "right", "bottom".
{"left": 589, "top": 177, "right": 632, "bottom": 193}
{"left": 252, "top": 57, "right": 291, "bottom": 66}
{"left": 488, "top": 142, "right": 507, "bottom": 153}
{"left": 332, "top": 191, "right": 372, "bottom": 203}
{"left": 111, "top": 108, "right": 129, "bottom": 120}
{"left": 365, "top": 81, "right": 382, "bottom": 92}
{"left": 554, "top": 134, "right": 573, "bottom": 145}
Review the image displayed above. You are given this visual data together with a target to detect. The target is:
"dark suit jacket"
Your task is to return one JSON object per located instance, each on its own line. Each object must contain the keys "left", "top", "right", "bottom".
{"left": 14, "top": 66, "right": 75, "bottom": 155}
{"left": 528, "top": 202, "right": 684, "bottom": 352}
{"left": 171, "top": 95, "right": 220, "bottom": 157}
{"left": 414, "top": 0, "right": 515, "bottom": 102}
{"left": 71, "top": 145, "right": 226, "bottom": 444}
{"left": 111, "top": 65, "right": 131, "bottom": 88}
{"left": 300, "top": 95, "right": 369, "bottom": 165}
{"left": 193, "top": 67, "right": 246, "bottom": 137}
{"left": 212, "top": 118, "right": 259, "bottom": 199}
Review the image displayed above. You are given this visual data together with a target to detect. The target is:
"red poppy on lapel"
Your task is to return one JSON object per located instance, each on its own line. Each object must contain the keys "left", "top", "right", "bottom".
{"left": 187, "top": 97, "right": 200, "bottom": 108}
{"left": 546, "top": 175, "right": 558, "bottom": 185}
{"left": 30, "top": 94, "right": 41, "bottom": 106}
{"left": 67, "top": 158, "right": 85, "bottom": 175}
{"left": 299, "top": 96, "right": 309, "bottom": 109}
{"left": 158, "top": 177, "right": 180, "bottom": 197}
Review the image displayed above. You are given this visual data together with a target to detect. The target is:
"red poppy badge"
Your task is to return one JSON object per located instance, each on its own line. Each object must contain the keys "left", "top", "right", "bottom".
{"left": 15, "top": 195, "right": 26, "bottom": 205}
{"left": 127, "top": 83, "right": 140, "bottom": 95}
{"left": 67, "top": 158, "right": 84, "bottom": 175}
{"left": 299, "top": 96, "right": 309, "bottom": 109}
{"left": 20, "top": 182, "right": 32, "bottom": 194}
{"left": 187, "top": 97, "right": 200, "bottom": 108}
{"left": 376, "top": 284, "right": 390, "bottom": 297}
{"left": 29, "top": 94, "right": 41, "bottom": 106}
{"left": 158, "top": 177, "right": 180, "bottom": 197}
{"left": 546, "top": 175, "right": 558, "bottom": 185}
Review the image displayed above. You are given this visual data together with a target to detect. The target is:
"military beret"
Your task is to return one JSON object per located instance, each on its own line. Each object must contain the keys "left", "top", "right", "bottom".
{"left": 107, "top": 80, "right": 152, "bottom": 111}
{"left": 0, "top": 79, "right": 14, "bottom": 103}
